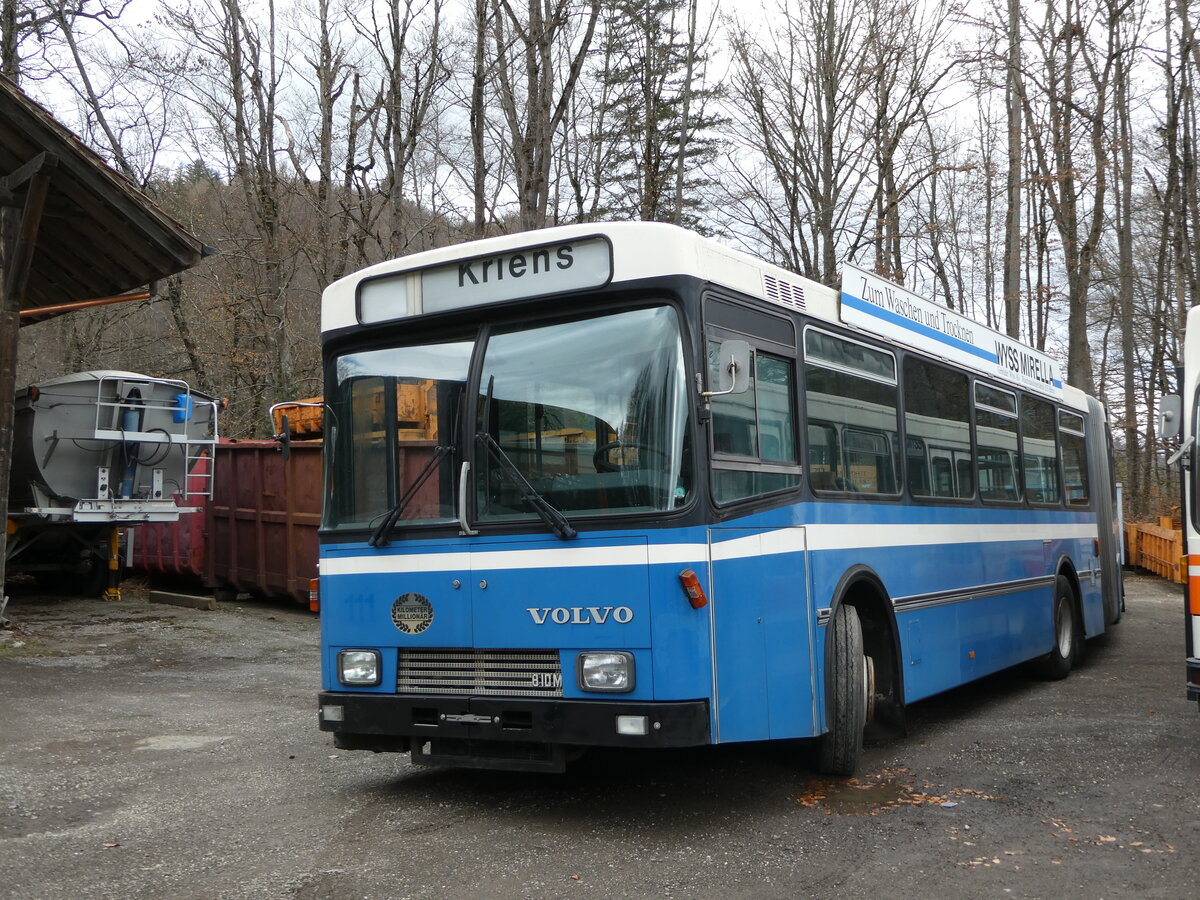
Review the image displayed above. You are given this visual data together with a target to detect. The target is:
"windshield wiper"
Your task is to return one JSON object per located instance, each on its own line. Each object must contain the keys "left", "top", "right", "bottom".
{"left": 475, "top": 431, "right": 577, "bottom": 541}
{"left": 368, "top": 444, "right": 453, "bottom": 548}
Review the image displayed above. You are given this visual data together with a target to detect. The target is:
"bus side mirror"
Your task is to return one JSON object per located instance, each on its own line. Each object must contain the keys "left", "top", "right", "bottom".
{"left": 1160, "top": 394, "right": 1182, "bottom": 441}
{"left": 703, "top": 340, "right": 751, "bottom": 398}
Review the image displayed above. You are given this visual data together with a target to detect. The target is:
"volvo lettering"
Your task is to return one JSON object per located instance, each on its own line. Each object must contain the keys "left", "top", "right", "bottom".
{"left": 527, "top": 606, "right": 635, "bottom": 625}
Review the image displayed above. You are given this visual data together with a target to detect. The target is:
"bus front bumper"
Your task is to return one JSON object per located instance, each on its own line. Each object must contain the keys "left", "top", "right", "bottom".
{"left": 318, "top": 692, "right": 710, "bottom": 767}
{"left": 1187, "top": 657, "right": 1200, "bottom": 702}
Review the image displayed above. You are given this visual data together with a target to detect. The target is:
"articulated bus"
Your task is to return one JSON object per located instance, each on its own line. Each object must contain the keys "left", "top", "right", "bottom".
{"left": 1164, "top": 304, "right": 1200, "bottom": 709}
{"left": 315, "top": 223, "right": 1123, "bottom": 774}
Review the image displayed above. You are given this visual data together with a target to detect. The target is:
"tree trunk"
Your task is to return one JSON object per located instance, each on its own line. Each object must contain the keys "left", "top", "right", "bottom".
{"left": 1003, "top": 0, "right": 1022, "bottom": 338}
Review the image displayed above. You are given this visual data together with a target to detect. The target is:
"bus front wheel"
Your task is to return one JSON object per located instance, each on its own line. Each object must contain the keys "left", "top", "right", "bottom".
{"left": 818, "top": 603, "right": 870, "bottom": 776}
{"left": 1039, "top": 575, "right": 1078, "bottom": 680}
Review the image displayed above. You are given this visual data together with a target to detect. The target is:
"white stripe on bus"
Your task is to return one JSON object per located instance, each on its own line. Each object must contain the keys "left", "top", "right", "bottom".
{"left": 319, "top": 522, "right": 1100, "bottom": 576}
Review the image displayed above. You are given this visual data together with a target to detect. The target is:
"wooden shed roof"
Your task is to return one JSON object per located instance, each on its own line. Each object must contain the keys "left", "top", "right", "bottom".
{"left": 0, "top": 74, "right": 209, "bottom": 322}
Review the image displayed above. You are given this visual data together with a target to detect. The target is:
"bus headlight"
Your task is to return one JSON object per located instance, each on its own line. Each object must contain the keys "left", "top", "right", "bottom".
{"left": 578, "top": 651, "right": 634, "bottom": 692}
{"left": 338, "top": 649, "right": 381, "bottom": 686}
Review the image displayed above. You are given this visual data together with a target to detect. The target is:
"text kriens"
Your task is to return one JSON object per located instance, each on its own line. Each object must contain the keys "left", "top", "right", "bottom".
{"left": 459, "top": 244, "right": 575, "bottom": 287}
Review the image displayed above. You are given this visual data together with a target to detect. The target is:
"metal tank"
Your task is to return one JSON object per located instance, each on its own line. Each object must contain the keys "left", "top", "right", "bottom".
{"left": 5, "top": 371, "right": 218, "bottom": 596}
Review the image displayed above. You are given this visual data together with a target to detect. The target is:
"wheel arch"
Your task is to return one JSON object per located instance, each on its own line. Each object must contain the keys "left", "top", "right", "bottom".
{"left": 823, "top": 564, "right": 906, "bottom": 736}
{"left": 1054, "top": 554, "right": 1086, "bottom": 633}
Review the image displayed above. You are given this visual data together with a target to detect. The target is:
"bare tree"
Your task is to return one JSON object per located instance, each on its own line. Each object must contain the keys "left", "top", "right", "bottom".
{"left": 856, "top": 0, "right": 956, "bottom": 285}
{"left": 354, "top": 0, "right": 448, "bottom": 255}
{"left": 1018, "top": 0, "right": 1130, "bottom": 394}
{"left": 2, "top": 0, "right": 131, "bottom": 83}
{"left": 489, "top": 0, "right": 600, "bottom": 231}
{"left": 722, "top": 0, "right": 870, "bottom": 283}
{"left": 1002, "top": 0, "right": 1023, "bottom": 338}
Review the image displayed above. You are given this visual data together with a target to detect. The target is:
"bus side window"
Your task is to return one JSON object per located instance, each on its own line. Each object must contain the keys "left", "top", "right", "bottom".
{"left": 709, "top": 341, "right": 801, "bottom": 503}
{"left": 975, "top": 383, "right": 1020, "bottom": 502}
{"left": 904, "top": 356, "right": 972, "bottom": 500}
{"left": 1021, "top": 396, "right": 1061, "bottom": 504}
{"left": 1059, "top": 410, "right": 1089, "bottom": 506}
{"left": 804, "top": 328, "right": 900, "bottom": 497}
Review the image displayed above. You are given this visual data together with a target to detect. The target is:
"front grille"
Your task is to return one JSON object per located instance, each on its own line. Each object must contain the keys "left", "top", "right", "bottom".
{"left": 397, "top": 648, "right": 564, "bottom": 698}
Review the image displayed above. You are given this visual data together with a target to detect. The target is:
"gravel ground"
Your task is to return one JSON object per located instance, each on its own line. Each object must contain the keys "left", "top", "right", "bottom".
{"left": 0, "top": 571, "right": 1197, "bottom": 899}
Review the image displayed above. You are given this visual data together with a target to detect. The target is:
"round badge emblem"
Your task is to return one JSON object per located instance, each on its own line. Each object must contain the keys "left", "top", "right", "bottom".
{"left": 391, "top": 592, "right": 434, "bottom": 635}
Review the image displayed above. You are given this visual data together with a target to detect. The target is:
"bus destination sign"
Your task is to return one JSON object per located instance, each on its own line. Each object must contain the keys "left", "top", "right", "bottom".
{"left": 422, "top": 236, "right": 612, "bottom": 314}
{"left": 839, "top": 263, "right": 1062, "bottom": 399}
{"left": 357, "top": 236, "right": 613, "bottom": 324}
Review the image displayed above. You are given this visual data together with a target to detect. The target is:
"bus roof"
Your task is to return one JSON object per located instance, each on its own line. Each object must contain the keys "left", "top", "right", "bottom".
{"left": 320, "top": 222, "right": 833, "bottom": 334}
{"left": 321, "top": 221, "right": 1079, "bottom": 406}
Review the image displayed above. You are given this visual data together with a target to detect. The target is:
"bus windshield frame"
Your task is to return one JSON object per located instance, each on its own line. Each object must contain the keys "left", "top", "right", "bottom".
{"left": 322, "top": 302, "right": 693, "bottom": 534}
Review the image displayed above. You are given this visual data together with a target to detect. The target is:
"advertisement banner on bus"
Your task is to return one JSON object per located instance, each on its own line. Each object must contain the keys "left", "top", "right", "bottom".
{"left": 839, "top": 263, "right": 1062, "bottom": 399}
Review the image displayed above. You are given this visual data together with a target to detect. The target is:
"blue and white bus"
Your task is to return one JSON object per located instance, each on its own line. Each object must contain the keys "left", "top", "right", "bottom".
{"left": 315, "top": 223, "right": 1122, "bottom": 774}
{"left": 1163, "top": 304, "right": 1200, "bottom": 708}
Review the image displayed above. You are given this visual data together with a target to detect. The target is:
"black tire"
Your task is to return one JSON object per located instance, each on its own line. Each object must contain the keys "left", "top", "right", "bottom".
{"left": 1039, "top": 575, "right": 1078, "bottom": 680}
{"left": 818, "top": 603, "right": 868, "bottom": 776}
{"left": 36, "top": 557, "right": 107, "bottom": 597}
{"left": 81, "top": 556, "right": 110, "bottom": 598}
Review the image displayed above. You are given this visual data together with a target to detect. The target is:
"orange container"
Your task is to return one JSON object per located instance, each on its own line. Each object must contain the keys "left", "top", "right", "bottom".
{"left": 271, "top": 397, "right": 324, "bottom": 438}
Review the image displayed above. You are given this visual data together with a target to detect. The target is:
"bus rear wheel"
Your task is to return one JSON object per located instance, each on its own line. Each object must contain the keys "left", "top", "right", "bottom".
{"left": 1039, "top": 575, "right": 1078, "bottom": 680}
{"left": 818, "top": 603, "right": 870, "bottom": 776}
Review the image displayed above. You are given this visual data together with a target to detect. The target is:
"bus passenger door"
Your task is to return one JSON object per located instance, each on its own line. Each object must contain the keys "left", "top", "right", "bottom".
{"left": 709, "top": 527, "right": 815, "bottom": 742}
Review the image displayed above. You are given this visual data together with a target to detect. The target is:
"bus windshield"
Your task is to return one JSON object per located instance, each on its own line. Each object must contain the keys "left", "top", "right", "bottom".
{"left": 477, "top": 305, "right": 691, "bottom": 521}
{"left": 325, "top": 304, "right": 691, "bottom": 531}
{"left": 327, "top": 339, "right": 473, "bottom": 530}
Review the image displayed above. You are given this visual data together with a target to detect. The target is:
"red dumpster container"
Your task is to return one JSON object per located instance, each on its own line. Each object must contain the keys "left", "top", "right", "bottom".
{"left": 205, "top": 440, "right": 322, "bottom": 605}
{"left": 127, "top": 452, "right": 210, "bottom": 580}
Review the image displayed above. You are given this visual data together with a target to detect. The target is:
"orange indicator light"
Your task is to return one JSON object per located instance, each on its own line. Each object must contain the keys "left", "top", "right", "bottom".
{"left": 1189, "top": 556, "right": 1200, "bottom": 616}
{"left": 679, "top": 569, "right": 708, "bottom": 609}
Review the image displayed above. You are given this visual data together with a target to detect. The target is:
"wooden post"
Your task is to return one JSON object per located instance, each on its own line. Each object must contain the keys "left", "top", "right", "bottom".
{"left": 0, "top": 154, "right": 55, "bottom": 620}
{"left": 0, "top": 190, "right": 19, "bottom": 621}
